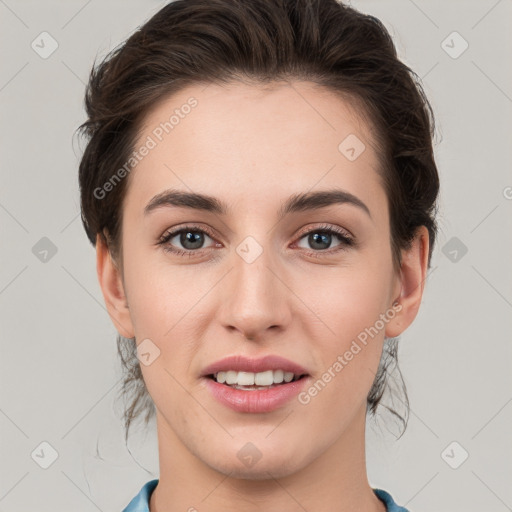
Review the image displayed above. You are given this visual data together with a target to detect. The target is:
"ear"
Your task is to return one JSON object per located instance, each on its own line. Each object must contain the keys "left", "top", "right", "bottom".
{"left": 385, "top": 225, "right": 430, "bottom": 338}
{"left": 96, "top": 233, "right": 135, "bottom": 338}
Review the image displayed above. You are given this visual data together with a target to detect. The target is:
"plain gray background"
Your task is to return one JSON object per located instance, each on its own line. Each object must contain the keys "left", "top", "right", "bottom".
{"left": 1, "top": 0, "right": 511, "bottom": 511}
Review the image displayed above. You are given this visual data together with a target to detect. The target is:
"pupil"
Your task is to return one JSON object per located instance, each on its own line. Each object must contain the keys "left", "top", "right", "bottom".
{"left": 310, "top": 232, "right": 330, "bottom": 250}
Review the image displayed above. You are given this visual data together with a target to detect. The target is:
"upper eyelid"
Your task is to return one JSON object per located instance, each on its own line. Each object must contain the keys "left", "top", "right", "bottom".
{"left": 296, "top": 223, "right": 353, "bottom": 240}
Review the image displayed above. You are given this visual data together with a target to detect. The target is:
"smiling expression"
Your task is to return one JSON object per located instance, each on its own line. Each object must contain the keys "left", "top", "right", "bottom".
{"left": 101, "top": 79, "right": 409, "bottom": 478}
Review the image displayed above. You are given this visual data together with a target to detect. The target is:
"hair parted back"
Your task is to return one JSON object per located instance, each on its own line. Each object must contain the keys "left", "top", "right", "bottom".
{"left": 78, "top": 0, "right": 439, "bottom": 441}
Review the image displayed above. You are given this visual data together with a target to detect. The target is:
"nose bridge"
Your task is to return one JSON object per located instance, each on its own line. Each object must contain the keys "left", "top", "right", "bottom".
{"left": 220, "top": 233, "right": 289, "bottom": 339}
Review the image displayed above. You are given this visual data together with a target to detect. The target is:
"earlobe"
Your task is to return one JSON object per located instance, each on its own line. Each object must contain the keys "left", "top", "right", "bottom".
{"left": 96, "top": 233, "right": 135, "bottom": 338}
{"left": 385, "top": 226, "right": 430, "bottom": 338}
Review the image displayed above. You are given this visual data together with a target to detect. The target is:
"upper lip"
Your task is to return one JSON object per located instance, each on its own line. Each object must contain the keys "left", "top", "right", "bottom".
{"left": 201, "top": 354, "right": 309, "bottom": 377}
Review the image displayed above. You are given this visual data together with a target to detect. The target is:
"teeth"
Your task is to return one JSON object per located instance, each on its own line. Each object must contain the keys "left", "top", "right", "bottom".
{"left": 238, "top": 371, "right": 255, "bottom": 386}
{"left": 273, "top": 369, "right": 284, "bottom": 383}
{"left": 213, "top": 370, "right": 300, "bottom": 386}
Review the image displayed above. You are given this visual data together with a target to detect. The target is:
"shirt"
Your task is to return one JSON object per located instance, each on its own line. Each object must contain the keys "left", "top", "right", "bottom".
{"left": 121, "top": 479, "right": 410, "bottom": 511}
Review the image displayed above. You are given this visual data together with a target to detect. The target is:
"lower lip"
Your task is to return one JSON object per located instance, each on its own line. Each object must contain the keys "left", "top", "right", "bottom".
{"left": 203, "top": 376, "right": 310, "bottom": 413}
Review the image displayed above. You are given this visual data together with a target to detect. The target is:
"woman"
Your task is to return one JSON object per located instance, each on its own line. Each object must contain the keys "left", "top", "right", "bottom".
{"left": 78, "top": 0, "right": 439, "bottom": 510}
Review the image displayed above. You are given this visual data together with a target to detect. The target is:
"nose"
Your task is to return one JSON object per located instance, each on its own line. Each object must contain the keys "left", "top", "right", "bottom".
{"left": 218, "top": 241, "right": 292, "bottom": 342}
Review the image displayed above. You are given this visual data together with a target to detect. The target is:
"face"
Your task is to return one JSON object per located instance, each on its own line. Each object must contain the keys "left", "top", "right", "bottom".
{"left": 107, "top": 80, "right": 406, "bottom": 478}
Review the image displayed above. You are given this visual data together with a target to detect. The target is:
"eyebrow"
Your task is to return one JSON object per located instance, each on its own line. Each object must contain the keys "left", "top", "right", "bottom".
{"left": 144, "top": 188, "right": 371, "bottom": 220}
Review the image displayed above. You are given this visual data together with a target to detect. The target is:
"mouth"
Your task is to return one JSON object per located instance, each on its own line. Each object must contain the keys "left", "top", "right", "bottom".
{"left": 200, "top": 355, "right": 311, "bottom": 412}
{"left": 203, "top": 370, "right": 311, "bottom": 413}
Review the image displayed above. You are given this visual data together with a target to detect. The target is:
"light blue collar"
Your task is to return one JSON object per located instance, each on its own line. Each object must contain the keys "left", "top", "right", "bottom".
{"left": 122, "top": 479, "right": 410, "bottom": 511}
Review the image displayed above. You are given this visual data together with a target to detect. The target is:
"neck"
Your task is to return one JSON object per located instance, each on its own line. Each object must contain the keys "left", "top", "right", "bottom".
{"left": 150, "top": 404, "right": 386, "bottom": 512}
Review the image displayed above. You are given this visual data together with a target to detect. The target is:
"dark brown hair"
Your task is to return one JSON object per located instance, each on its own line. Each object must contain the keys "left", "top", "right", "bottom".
{"left": 78, "top": 0, "right": 439, "bottom": 441}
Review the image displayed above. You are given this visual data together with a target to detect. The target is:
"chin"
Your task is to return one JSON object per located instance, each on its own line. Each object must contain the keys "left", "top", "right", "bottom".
{"left": 210, "top": 460, "right": 300, "bottom": 480}
{"left": 203, "top": 445, "right": 308, "bottom": 480}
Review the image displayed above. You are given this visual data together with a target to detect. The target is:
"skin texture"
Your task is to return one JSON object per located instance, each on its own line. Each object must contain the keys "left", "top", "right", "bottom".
{"left": 96, "top": 81, "right": 429, "bottom": 512}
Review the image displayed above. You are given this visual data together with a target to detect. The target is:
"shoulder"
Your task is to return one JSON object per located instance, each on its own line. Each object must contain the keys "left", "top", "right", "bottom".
{"left": 373, "top": 488, "right": 410, "bottom": 512}
{"left": 122, "top": 479, "right": 159, "bottom": 512}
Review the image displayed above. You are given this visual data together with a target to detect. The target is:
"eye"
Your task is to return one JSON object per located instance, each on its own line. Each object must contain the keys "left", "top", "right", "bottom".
{"left": 157, "top": 223, "right": 355, "bottom": 258}
{"left": 157, "top": 225, "right": 218, "bottom": 256}
{"left": 295, "top": 224, "right": 354, "bottom": 256}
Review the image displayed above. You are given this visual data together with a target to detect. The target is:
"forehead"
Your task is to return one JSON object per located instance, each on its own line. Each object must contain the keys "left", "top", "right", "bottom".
{"left": 125, "top": 80, "right": 385, "bottom": 216}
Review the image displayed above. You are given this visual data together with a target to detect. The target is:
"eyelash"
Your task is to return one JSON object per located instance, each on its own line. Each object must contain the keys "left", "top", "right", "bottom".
{"left": 157, "top": 223, "right": 355, "bottom": 259}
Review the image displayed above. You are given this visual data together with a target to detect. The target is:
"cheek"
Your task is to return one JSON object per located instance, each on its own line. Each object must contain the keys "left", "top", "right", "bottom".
{"left": 295, "top": 259, "right": 391, "bottom": 340}
{"left": 122, "top": 250, "right": 225, "bottom": 394}
{"left": 123, "top": 249, "right": 199, "bottom": 335}
{"left": 293, "top": 262, "right": 390, "bottom": 397}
